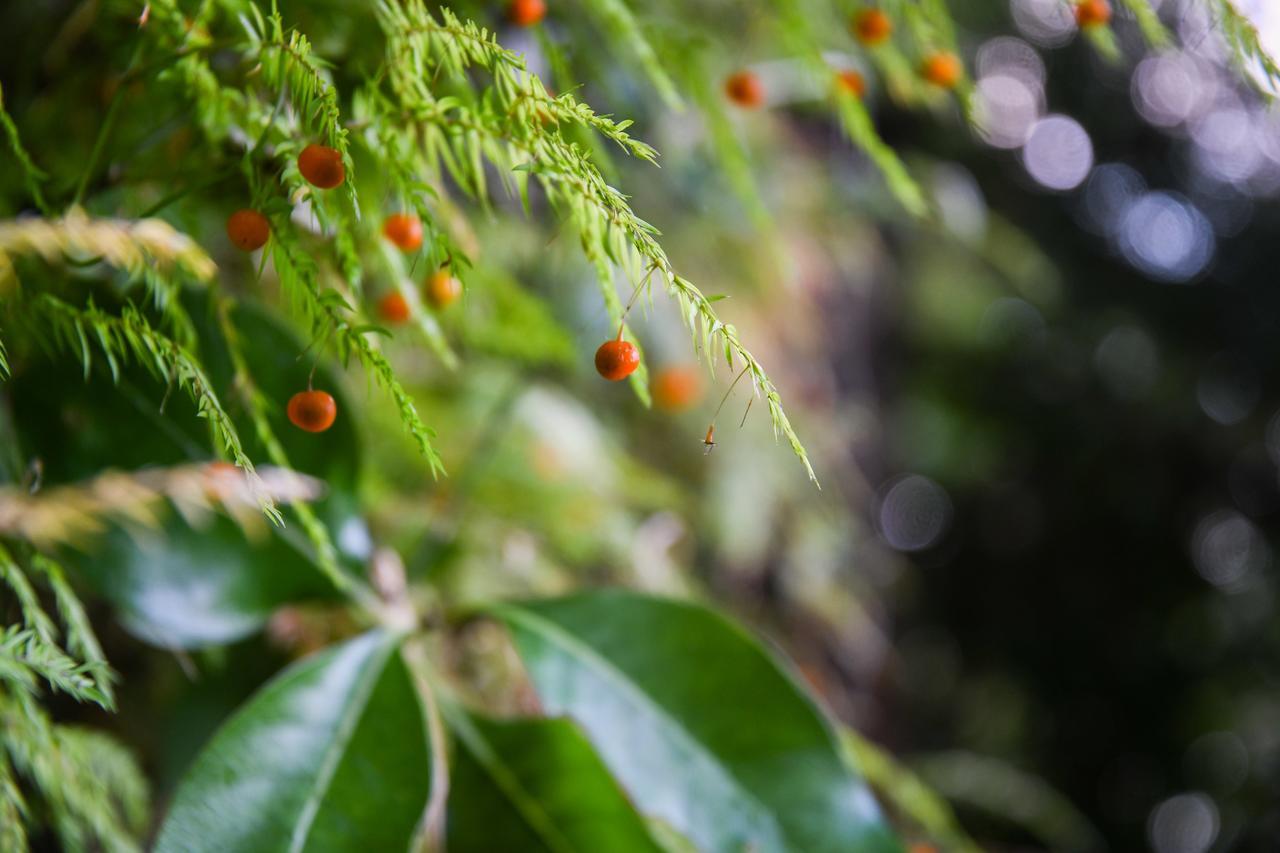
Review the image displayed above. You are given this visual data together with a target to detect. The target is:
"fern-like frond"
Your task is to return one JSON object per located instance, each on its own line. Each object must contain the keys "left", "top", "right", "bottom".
{"left": 0, "top": 691, "right": 146, "bottom": 853}
{"left": 242, "top": 3, "right": 359, "bottom": 208}
{"left": 0, "top": 544, "right": 115, "bottom": 709}
{"left": 28, "top": 296, "right": 279, "bottom": 518}
{"left": 1210, "top": 0, "right": 1280, "bottom": 97}
{"left": 0, "top": 209, "right": 210, "bottom": 346}
{"left": 28, "top": 554, "right": 114, "bottom": 706}
{"left": 0, "top": 462, "right": 323, "bottom": 550}
{"left": 270, "top": 229, "right": 446, "bottom": 477}
{"left": 0, "top": 627, "right": 111, "bottom": 709}
{"left": 0, "top": 208, "right": 216, "bottom": 290}
{"left": 375, "top": 2, "right": 818, "bottom": 481}
{"left": 0, "top": 751, "right": 29, "bottom": 853}
{"left": 0, "top": 547, "right": 57, "bottom": 645}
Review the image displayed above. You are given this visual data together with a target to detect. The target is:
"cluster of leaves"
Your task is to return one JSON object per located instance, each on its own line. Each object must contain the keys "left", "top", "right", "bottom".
{"left": 0, "top": 0, "right": 1277, "bottom": 849}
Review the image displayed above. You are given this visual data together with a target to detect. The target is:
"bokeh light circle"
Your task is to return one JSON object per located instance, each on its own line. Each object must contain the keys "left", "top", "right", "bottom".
{"left": 877, "top": 475, "right": 954, "bottom": 552}
{"left": 1147, "top": 792, "right": 1219, "bottom": 853}
{"left": 1118, "top": 192, "right": 1215, "bottom": 282}
{"left": 1023, "top": 115, "right": 1093, "bottom": 191}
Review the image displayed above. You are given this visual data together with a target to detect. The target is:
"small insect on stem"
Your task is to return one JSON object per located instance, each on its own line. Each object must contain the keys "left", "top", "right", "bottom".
{"left": 703, "top": 424, "right": 716, "bottom": 455}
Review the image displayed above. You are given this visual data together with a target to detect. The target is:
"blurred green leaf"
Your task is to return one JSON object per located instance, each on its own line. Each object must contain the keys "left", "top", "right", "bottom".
{"left": 446, "top": 708, "right": 664, "bottom": 852}
{"left": 60, "top": 516, "right": 336, "bottom": 649}
{"left": 492, "top": 591, "right": 901, "bottom": 853}
{"left": 155, "top": 631, "right": 431, "bottom": 852}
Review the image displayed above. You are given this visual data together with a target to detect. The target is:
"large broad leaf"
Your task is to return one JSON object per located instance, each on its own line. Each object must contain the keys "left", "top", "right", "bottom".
{"left": 492, "top": 591, "right": 901, "bottom": 853}
{"left": 446, "top": 708, "right": 663, "bottom": 853}
{"left": 155, "top": 630, "right": 431, "bottom": 852}
{"left": 61, "top": 517, "right": 335, "bottom": 649}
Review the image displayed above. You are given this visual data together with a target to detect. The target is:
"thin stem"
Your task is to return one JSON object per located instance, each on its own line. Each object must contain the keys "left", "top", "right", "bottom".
{"left": 137, "top": 170, "right": 235, "bottom": 217}
{"left": 614, "top": 272, "right": 651, "bottom": 339}
{"left": 72, "top": 43, "right": 145, "bottom": 207}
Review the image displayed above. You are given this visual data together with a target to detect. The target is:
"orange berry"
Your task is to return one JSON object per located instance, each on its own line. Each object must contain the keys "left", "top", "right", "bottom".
{"left": 297, "top": 144, "right": 345, "bottom": 189}
{"left": 377, "top": 292, "right": 411, "bottom": 324}
{"left": 424, "top": 269, "right": 462, "bottom": 309}
{"left": 382, "top": 213, "right": 423, "bottom": 251}
{"left": 595, "top": 338, "right": 640, "bottom": 382}
{"left": 508, "top": 0, "right": 546, "bottom": 26}
{"left": 851, "top": 8, "right": 893, "bottom": 46}
{"left": 724, "top": 71, "right": 764, "bottom": 108}
{"left": 287, "top": 390, "right": 337, "bottom": 433}
{"left": 226, "top": 209, "right": 270, "bottom": 252}
{"left": 836, "top": 69, "right": 867, "bottom": 98}
{"left": 1075, "top": 0, "right": 1111, "bottom": 28}
{"left": 652, "top": 365, "right": 702, "bottom": 412}
{"left": 921, "top": 51, "right": 963, "bottom": 89}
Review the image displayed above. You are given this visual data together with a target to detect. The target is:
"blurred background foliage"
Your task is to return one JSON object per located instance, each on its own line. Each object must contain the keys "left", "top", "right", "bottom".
{"left": 2, "top": 0, "right": 1280, "bottom": 850}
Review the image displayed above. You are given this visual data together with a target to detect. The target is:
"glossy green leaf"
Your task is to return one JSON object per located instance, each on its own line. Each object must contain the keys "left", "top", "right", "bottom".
{"left": 446, "top": 708, "right": 662, "bottom": 853}
{"left": 493, "top": 591, "right": 901, "bottom": 853}
{"left": 155, "top": 630, "right": 431, "bottom": 853}
{"left": 61, "top": 517, "right": 336, "bottom": 649}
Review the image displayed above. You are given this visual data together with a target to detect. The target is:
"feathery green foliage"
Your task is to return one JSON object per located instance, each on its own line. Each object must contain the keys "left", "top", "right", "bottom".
{"left": 1211, "top": 0, "right": 1280, "bottom": 96}
{"left": 0, "top": 540, "right": 143, "bottom": 852}
{"left": 1, "top": 691, "right": 147, "bottom": 853}
{"left": 0, "top": 209, "right": 212, "bottom": 347}
{"left": 27, "top": 295, "right": 277, "bottom": 517}
{"left": 373, "top": 1, "right": 817, "bottom": 480}
{"left": 269, "top": 226, "right": 446, "bottom": 476}
{"left": 0, "top": 544, "right": 114, "bottom": 710}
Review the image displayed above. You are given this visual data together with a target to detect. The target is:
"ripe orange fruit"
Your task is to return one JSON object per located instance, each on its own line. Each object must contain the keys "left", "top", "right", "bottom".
{"left": 287, "top": 390, "right": 337, "bottom": 433}
{"left": 383, "top": 214, "right": 423, "bottom": 251}
{"left": 1075, "top": 0, "right": 1111, "bottom": 28}
{"left": 226, "top": 209, "right": 270, "bottom": 251}
{"left": 377, "top": 292, "right": 411, "bottom": 324}
{"left": 921, "top": 52, "right": 963, "bottom": 89}
{"left": 851, "top": 9, "right": 893, "bottom": 46}
{"left": 836, "top": 69, "right": 867, "bottom": 98}
{"left": 424, "top": 269, "right": 462, "bottom": 309}
{"left": 508, "top": 0, "right": 546, "bottom": 26}
{"left": 652, "top": 366, "right": 702, "bottom": 412}
{"left": 297, "top": 144, "right": 345, "bottom": 189}
{"left": 595, "top": 338, "right": 640, "bottom": 381}
{"left": 724, "top": 71, "right": 765, "bottom": 108}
